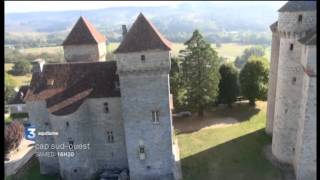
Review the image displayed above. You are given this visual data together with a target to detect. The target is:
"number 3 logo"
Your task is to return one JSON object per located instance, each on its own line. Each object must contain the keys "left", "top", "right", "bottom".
{"left": 25, "top": 125, "right": 36, "bottom": 141}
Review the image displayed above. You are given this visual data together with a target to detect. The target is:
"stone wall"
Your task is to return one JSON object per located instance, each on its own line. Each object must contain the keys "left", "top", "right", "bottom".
{"left": 293, "top": 45, "right": 317, "bottom": 180}
{"left": 278, "top": 11, "right": 316, "bottom": 33}
{"left": 271, "top": 10, "right": 316, "bottom": 164}
{"left": 26, "top": 101, "right": 60, "bottom": 175}
{"left": 86, "top": 98, "right": 128, "bottom": 171}
{"left": 266, "top": 30, "right": 280, "bottom": 135}
{"left": 117, "top": 51, "right": 175, "bottom": 180}
{"left": 272, "top": 35, "right": 304, "bottom": 164}
{"left": 49, "top": 97, "right": 127, "bottom": 180}
{"left": 64, "top": 42, "right": 106, "bottom": 62}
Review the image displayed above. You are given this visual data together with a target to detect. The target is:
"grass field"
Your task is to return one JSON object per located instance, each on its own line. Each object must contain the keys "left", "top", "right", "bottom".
{"left": 5, "top": 158, "right": 57, "bottom": 180}
{"left": 22, "top": 46, "right": 63, "bottom": 55}
{"left": 24, "top": 43, "right": 271, "bottom": 62}
{"left": 6, "top": 42, "right": 270, "bottom": 88}
{"left": 5, "top": 63, "right": 32, "bottom": 87}
{"left": 175, "top": 101, "right": 283, "bottom": 180}
{"left": 6, "top": 101, "right": 282, "bottom": 180}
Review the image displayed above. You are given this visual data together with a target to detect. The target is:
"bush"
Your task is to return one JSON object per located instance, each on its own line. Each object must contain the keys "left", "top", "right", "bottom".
{"left": 5, "top": 121, "right": 24, "bottom": 154}
{"left": 239, "top": 56, "right": 269, "bottom": 106}
{"left": 11, "top": 112, "right": 29, "bottom": 119}
{"left": 5, "top": 72, "right": 17, "bottom": 104}
{"left": 10, "top": 60, "right": 31, "bottom": 76}
{"left": 218, "top": 63, "right": 240, "bottom": 107}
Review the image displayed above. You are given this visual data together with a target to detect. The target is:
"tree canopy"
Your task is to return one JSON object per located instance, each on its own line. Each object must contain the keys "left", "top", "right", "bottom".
{"left": 218, "top": 63, "right": 240, "bottom": 107}
{"left": 180, "top": 30, "right": 221, "bottom": 116}
{"left": 5, "top": 72, "right": 17, "bottom": 105}
{"left": 234, "top": 46, "right": 265, "bottom": 69}
{"left": 239, "top": 56, "right": 269, "bottom": 106}
{"left": 9, "top": 60, "right": 31, "bottom": 76}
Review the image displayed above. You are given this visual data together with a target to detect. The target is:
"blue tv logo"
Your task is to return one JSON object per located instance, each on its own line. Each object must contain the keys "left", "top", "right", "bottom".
{"left": 25, "top": 125, "right": 36, "bottom": 141}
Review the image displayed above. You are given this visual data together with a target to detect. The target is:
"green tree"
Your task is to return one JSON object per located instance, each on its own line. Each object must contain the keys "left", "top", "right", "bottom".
{"left": 235, "top": 46, "right": 265, "bottom": 69}
{"left": 181, "top": 30, "right": 221, "bottom": 116}
{"left": 218, "top": 63, "right": 240, "bottom": 107}
{"left": 5, "top": 72, "right": 17, "bottom": 104}
{"left": 170, "top": 57, "right": 187, "bottom": 111}
{"left": 10, "top": 60, "right": 31, "bottom": 76}
{"left": 239, "top": 56, "right": 269, "bottom": 106}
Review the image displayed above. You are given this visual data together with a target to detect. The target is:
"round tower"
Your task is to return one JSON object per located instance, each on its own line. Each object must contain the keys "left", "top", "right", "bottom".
{"left": 271, "top": 1, "right": 316, "bottom": 164}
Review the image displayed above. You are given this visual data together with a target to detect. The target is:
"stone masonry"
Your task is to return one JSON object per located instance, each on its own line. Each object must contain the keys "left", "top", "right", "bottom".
{"left": 25, "top": 13, "right": 176, "bottom": 180}
{"left": 266, "top": 1, "right": 316, "bottom": 180}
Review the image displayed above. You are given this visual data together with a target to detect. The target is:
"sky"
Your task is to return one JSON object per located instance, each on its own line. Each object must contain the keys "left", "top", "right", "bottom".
{"left": 5, "top": 1, "right": 287, "bottom": 14}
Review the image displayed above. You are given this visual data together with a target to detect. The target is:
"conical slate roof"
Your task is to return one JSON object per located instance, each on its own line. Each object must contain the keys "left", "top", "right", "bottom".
{"left": 62, "top": 16, "right": 106, "bottom": 46}
{"left": 114, "top": 13, "right": 172, "bottom": 53}
{"left": 278, "top": 1, "right": 316, "bottom": 12}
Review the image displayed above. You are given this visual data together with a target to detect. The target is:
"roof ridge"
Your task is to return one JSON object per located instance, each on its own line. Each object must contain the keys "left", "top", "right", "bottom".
{"left": 80, "top": 16, "right": 107, "bottom": 43}
{"left": 114, "top": 13, "right": 172, "bottom": 53}
{"left": 62, "top": 16, "right": 106, "bottom": 45}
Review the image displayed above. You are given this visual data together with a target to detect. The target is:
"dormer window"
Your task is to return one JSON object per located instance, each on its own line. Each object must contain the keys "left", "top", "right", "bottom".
{"left": 141, "top": 55, "right": 146, "bottom": 62}
{"left": 298, "top": 15, "right": 303, "bottom": 23}
{"left": 47, "top": 79, "right": 54, "bottom": 87}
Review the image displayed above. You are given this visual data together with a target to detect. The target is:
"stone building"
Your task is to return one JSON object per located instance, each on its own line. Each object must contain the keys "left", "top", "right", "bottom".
{"left": 266, "top": 1, "right": 316, "bottom": 180}
{"left": 25, "top": 13, "right": 176, "bottom": 180}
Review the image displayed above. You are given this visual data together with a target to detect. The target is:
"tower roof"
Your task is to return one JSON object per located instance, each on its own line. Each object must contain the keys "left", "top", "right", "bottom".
{"left": 62, "top": 16, "right": 106, "bottom": 46}
{"left": 278, "top": 1, "right": 316, "bottom": 12}
{"left": 114, "top": 13, "right": 172, "bottom": 53}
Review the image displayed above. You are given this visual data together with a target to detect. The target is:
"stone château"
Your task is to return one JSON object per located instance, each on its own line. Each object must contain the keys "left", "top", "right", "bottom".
{"left": 25, "top": 14, "right": 176, "bottom": 180}
{"left": 266, "top": 1, "right": 316, "bottom": 180}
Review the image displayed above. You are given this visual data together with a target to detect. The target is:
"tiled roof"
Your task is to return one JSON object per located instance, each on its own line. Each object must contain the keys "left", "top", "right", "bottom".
{"left": 9, "top": 85, "right": 29, "bottom": 105}
{"left": 62, "top": 16, "right": 106, "bottom": 46}
{"left": 278, "top": 1, "right": 316, "bottom": 12}
{"left": 299, "top": 28, "right": 317, "bottom": 45}
{"left": 114, "top": 13, "right": 172, "bottom": 53}
{"left": 25, "top": 61, "right": 120, "bottom": 116}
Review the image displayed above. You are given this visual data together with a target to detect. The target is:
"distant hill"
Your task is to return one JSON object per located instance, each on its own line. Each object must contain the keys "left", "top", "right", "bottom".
{"left": 5, "top": 2, "right": 282, "bottom": 46}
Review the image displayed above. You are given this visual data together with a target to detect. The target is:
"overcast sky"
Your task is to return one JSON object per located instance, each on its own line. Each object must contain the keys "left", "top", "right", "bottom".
{"left": 5, "top": 1, "right": 287, "bottom": 14}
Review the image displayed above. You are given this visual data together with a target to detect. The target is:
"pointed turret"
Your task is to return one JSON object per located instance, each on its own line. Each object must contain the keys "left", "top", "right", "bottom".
{"left": 63, "top": 16, "right": 106, "bottom": 45}
{"left": 63, "top": 16, "right": 107, "bottom": 62}
{"left": 114, "top": 13, "right": 172, "bottom": 53}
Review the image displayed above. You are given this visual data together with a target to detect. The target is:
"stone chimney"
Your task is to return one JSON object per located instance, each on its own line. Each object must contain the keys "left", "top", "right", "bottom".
{"left": 31, "top": 59, "right": 45, "bottom": 74}
{"left": 122, "top": 25, "right": 127, "bottom": 39}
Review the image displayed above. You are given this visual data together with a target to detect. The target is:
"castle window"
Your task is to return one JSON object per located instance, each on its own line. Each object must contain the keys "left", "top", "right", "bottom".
{"left": 141, "top": 55, "right": 146, "bottom": 62}
{"left": 152, "top": 111, "right": 160, "bottom": 124}
{"left": 115, "top": 81, "right": 120, "bottom": 90}
{"left": 290, "top": 44, "right": 294, "bottom": 51}
{"left": 139, "top": 145, "right": 146, "bottom": 160}
{"left": 107, "top": 131, "right": 114, "bottom": 143}
{"left": 73, "top": 169, "right": 77, "bottom": 173}
{"left": 292, "top": 77, "right": 296, "bottom": 85}
{"left": 45, "top": 122, "right": 49, "bottom": 126}
{"left": 66, "top": 121, "right": 69, "bottom": 127}
{"left": 298, "top": 15, "right": 303, "bottom": 23}
{"left": 104, "top": 102, "right": 109, "bottom": 113}
{"left": 68, "top": 138, "right": 74, "bottom": 150}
